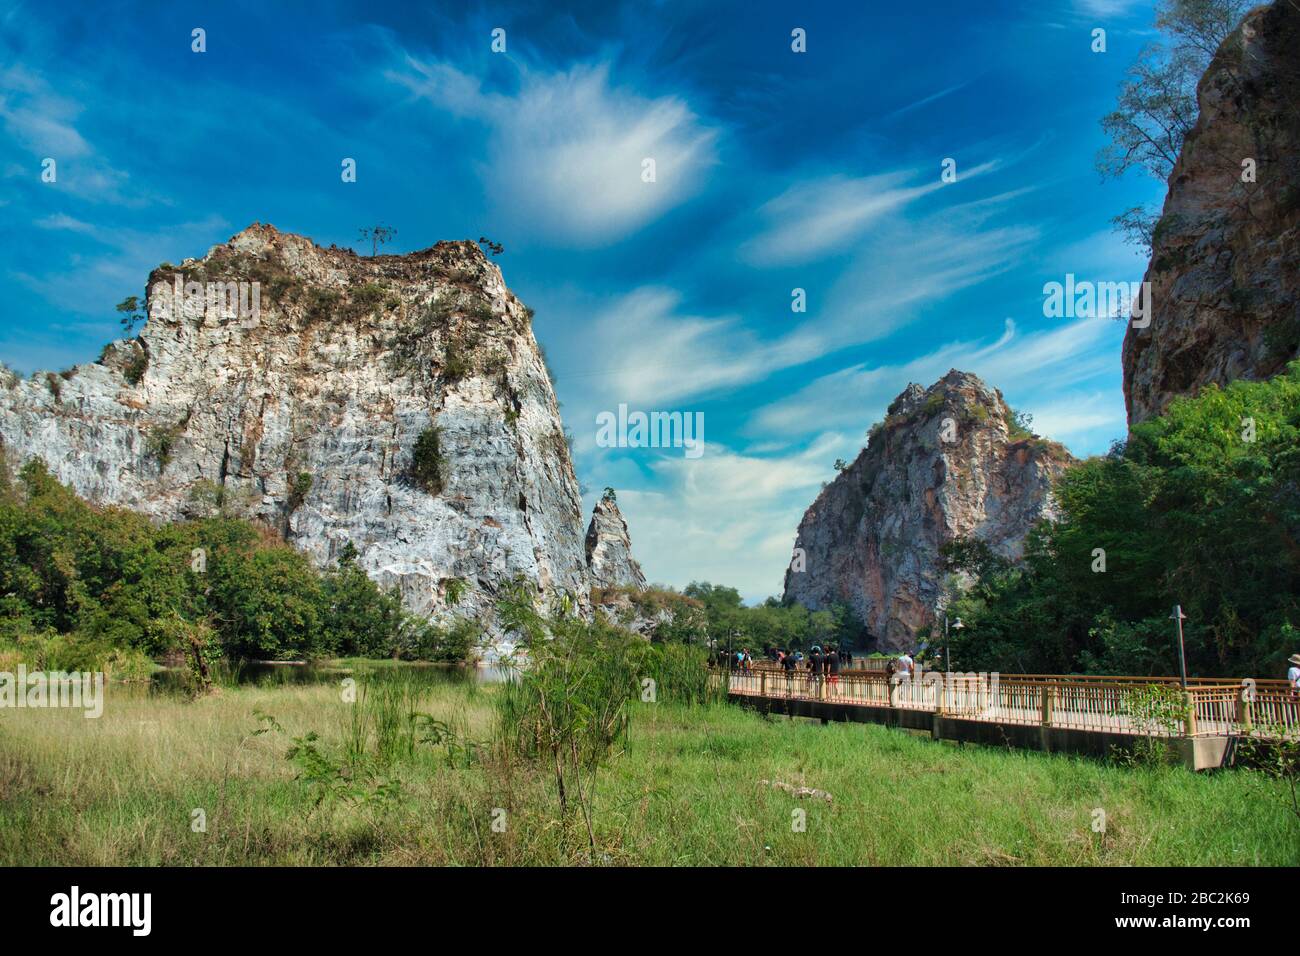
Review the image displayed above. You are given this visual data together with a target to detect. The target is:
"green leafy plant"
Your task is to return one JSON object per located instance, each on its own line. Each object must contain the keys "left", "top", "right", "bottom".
{"left": 305, "top": 288, "right": 341, "bottom": 323}
{"left": 287, "top": 472, "right": 313, "bottom": 512}
{"left": 145, "top": 422, "right": 183, "bottom": 469}
{"left": 1006, "top": 407, "right": 1034, "bottom": 440}
{"left": 410, "top": 427, "right": 445, "bottom": 494}
{"left": 123, "top": 348, "right": 149, "bottom": 386}
{"left": 444, "top": 577, "right": 467, "bottom": 606}
{"left": 1114, "top": 683, "right": 1185, "bottom": 767}
{"left": 1238, "top": 724, "right": 1300, "bottom": 825}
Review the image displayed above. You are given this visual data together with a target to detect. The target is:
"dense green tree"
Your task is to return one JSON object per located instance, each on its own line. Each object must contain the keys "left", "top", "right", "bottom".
{"left": 0, "top": 461, "right": 476, "bottom": 666}
{"left": 683, "top": 580, "right": 862, "bottom": 654}
{"left": 947, "top": 363, "right": 1300, "bottom": 678}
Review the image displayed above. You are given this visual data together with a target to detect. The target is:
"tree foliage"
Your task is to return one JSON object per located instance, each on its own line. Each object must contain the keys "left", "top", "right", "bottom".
{"left": 682, "top": 581, "right": 861, "bottom": 654}
{"left": 946, "top": 363, "right": 1300, "bottom": 677}
{"left": 1097, "top": 0, "right": 1251, "bottom": 251}
{"left": 0, "top": 461, "right": 476, "bottom": 666}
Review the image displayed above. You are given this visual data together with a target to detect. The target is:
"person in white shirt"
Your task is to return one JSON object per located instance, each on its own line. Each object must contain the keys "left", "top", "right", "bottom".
{"left": 1287, "top": 654, "right": 1300, "bottom": 693}
{"left": 896, "top": 653, "right": 914, "bottom": 678}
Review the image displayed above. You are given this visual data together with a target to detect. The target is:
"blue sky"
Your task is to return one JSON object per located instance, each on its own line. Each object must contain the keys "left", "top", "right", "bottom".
{"left": 0, "top": 0, "right": 1163, "bottom": 601}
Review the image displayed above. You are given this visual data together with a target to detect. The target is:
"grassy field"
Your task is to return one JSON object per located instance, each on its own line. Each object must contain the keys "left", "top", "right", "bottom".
{"left": 1, "top": 673, "right": 1296, "bottom": 866}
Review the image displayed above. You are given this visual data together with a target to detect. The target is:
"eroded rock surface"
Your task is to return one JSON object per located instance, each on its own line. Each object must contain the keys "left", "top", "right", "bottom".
{"left": 1123, "top": 0, "right": 1300, "bottom": 424}
{"left": 584, "top": 495, "right": 646, "bottom": 590}
{"left": 0, "top": 224, "right": 591, "bottom": 641}
{"left": 783, "top": 370, "right": 1073, "bottom": 651}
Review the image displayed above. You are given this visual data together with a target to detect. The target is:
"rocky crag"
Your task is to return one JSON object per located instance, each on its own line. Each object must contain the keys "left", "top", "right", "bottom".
{"left": 584, "top": 494, "right": 647, "bottom": 590}
{"left": 782, "top": 370, "right": 1073, "bottom": 652}
{"left": 0, "top": 224, "right": 597, "bottom": 639}
{"left": 1123, "top": 0, "right": 1300, "bottom": 424}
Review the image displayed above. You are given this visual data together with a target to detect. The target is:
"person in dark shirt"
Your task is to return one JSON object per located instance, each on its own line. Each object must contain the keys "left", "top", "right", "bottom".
{"left": 827, "top": 645, "right": 841, "bottom": 695}
{"left": 809, "top": 647, "right": 823, "bottom": 696}
{"left": 781, "top": 649, "right": 797, "bottom": 696}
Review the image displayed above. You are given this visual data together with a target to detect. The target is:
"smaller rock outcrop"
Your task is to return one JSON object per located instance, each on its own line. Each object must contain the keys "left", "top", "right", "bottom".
{"left": 584, "top": 494, "right": 646, "bottom": 590}
{"left": 783, "top": 370, "right": 1074, "bottom": 651}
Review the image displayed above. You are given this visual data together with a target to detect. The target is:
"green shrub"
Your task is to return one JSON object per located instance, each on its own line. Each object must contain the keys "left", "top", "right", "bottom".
{"left": 287, "top": 472, "right": 313, "bottom": 511}
{"left": 442, "top": 345, "right": 474, "bottom": 381}
{"left": 344, "top": 282, "right": 387, "bottom": 320}
{"left": 444, "top": 577, "right": 467, "bottom": 606}
{"left": 495, "top": 583, "right": 718, "bottom": 831}
{"left": 410, "top": 427, "right": 445, "bottom": 494}
{"left": 429, "top": 617, "right": 479, "bottom": 663}
{"left": 495, "top": 589, "right": 642, "bottom": 821}
{"left": 1006, "top": 407, "right": 1034, "bottom": 440}
{"left": 305, "top": 288, "right": 341, "bottom": 323}
{"left": 124, "top": 350, "right": 149, "bottom": 385}
{"left": 145, "top": 423, "right": 183, "bottom": 469}
{"left": 386, "top": 294, "right": 457, "bottom": 378}
{"left": 0, "top": 461, "right": 421, "bottom": 664}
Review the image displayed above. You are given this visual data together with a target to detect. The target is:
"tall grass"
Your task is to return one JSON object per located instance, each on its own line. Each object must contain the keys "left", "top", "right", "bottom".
{"left": 345, "top": 669, "right": 445, "bottom": 766}
{"left": 1, "top": 667, "right": 1296, "bottom": 866}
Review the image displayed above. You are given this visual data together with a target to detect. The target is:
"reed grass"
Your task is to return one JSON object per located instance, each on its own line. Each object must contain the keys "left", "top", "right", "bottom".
{"left": 0, "top": 674, "right": 1294, "bottom": 866}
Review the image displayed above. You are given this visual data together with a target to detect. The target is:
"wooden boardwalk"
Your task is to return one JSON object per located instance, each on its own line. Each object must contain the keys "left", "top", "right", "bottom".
{"left": 722, "top": 667, "right": 1298, "bottom": 769}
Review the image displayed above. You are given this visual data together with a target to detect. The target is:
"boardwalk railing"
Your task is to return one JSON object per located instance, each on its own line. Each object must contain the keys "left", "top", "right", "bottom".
{"left": 723, "top": 668, "right": 1298, "bottom": 739}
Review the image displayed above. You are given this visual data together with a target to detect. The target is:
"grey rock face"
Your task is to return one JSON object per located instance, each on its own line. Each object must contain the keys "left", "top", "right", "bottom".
{"left": 0, "top": 224, "right": 591, "bottom": 643}
{"left": 584, "top": 496, "right": 646, "bottom": 590}
{"left": 782, "top": 370, "right": 1073, "bottom": 652}
{"left": 1123, "top": 0, "right": 1300, "bottom": 424}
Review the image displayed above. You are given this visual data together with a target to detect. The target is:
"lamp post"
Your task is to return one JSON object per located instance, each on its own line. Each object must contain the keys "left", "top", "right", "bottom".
{"left": 1170, "top": 605, "right": 1188, "bottom": 689}
{"left": 944, "top": 614, "right": 964, "bottom": 675}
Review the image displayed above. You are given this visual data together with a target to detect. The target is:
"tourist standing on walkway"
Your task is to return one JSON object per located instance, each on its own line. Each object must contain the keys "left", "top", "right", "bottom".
{"left": 782, "top": 648, "right": 797, "bottom": 696}
{"left": 1288, "top": 654, "right": 1300, "bottom": 695}
{"left": 809, "top": 647, "right": 823, "bottom": 695}
{"left": 896, "top": 651, "right": 914, "bottom": 679}
{"left": 827, "top": 645, "right": 841, "bottom": 693}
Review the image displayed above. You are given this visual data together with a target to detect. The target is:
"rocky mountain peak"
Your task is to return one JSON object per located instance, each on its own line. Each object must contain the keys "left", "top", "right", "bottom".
{"left": 783, "top": 369, "right": 1073, "bottom": 651}
{"left": 0, "top": 224, "right": 590, "bottom": 643}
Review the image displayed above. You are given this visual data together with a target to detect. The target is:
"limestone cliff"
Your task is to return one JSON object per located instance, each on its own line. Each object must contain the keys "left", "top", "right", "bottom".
{"left": 584, "top": 495, "right": 646, "bottom": 590}
{"left": 1123, "top": 0, "right": 1300, "bottom": 424}
{"left": 782, "top": 370, "right": 1073, "bottom": 651}
{"left": 0, "top": 224, "right": 590, "bottom": 637}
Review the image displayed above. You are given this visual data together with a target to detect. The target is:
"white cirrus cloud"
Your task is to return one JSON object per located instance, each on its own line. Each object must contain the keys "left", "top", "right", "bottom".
{"left": 751, "top": 315, "right": 1126, "bottom": 451}
{"left": 389, "top": 58, "right": 718, "bottom": 246}
{"left": 1072, "top": 0, "right": 1147, "bottom": 17}
{"left": 613, "top": 434, "right": 846, "bottom": 603}
{"left": 0, "top": 64, "right": 90, "bottom": 158}
{"left": 740, "top": 159, "right": 1001, "bottom": 266}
